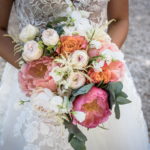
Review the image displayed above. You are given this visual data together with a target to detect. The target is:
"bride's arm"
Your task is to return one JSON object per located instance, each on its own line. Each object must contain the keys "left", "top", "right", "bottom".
{"left": 0, "top": 0, "right": 20, "bottom": 68}
{"left": 107, "top": 0, "right": 129, "bottom": 48}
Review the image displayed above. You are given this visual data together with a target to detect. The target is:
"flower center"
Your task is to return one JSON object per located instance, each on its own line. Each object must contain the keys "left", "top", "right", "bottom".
{"left": 82, "top": 100, "right": 101, "bottom": 112}
{"left": 29, "top": 63, "right": 47, "bottom": 78}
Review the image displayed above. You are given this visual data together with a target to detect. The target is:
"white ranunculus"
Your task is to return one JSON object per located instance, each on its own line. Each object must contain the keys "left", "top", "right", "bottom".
{"left": 42, "top": 29, "right": 59, "bottom": 46}
{"left": 49, "top": 96, "right": 63, "bottom": 113}
{"left": 68, "top": 72, "right": 86, "bottom": 89}
{"left": 92, "top": 60, "right": 105, "bottom": 72}
{"left": 90, "top": 40, "right": 102, "bottom": 49}
{"left": 73, "top": 111, "right": 86, "bottom": 123}
{"left": 31, "top": 88, "right": 54, "bottom": 112}
{"left": 22, "top": 40, "right": 43, "bottom": 62}
{"left": 19, "top": 24, "right": 39, "bottom": 42}
{"left": 71, "top": 50, "right": 89, "bottom": 69}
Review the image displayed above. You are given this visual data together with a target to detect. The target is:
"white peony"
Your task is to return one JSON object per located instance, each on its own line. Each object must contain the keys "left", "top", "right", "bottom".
{"left": 19, "top": 24, "right": 39, "bottom": 43}
{"left": 42, "top": 29, "right": 59, "bottom": 46}
{"left": 22, "top": 40, "right": 43, "bottom": 62}
{"left": 71, "top": 50, "right": 89, "bottom": 69}
{"left": 73, "top": 111, "right": 86, "bottom": 123}
{"left": 49, "top": 96, "right": 64, "bottom": 113}
{"left": 90, "top": 40, "right": 102, "bottom": 49}
{"left": 67, "top": 72, "right": 86, "bottom": 89}
{"left": 31, "top": 88, "right": 54, "bottom": 112}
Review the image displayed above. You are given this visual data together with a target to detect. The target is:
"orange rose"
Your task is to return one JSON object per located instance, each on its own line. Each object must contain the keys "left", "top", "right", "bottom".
{"left": 88, "top": 68, "right": 111, "bottom": 83}
{"left": 56, "top": 35, "right": 88, "bottom": 54}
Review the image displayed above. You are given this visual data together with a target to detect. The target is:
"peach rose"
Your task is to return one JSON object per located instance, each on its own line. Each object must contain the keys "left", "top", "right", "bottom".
{"left": 56, "top": 35, "right": 88, "bottom": 54}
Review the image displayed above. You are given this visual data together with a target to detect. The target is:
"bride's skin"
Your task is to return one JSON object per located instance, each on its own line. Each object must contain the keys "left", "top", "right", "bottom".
{"left": 0, "top": 0, "right": 129, "bottom": 69}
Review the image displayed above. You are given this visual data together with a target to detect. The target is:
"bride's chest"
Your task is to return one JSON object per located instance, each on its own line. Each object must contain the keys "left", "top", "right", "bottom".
{"left": 15, "top": 0, "right": 107, "bottom": 11}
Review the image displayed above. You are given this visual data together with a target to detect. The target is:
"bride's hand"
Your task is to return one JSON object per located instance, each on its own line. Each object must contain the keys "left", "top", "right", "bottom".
{"left": 0, "top": 0, "right": 20, "bottom": 69}
{"left": 107, "top": 0, "right": 129, "bottom": 48}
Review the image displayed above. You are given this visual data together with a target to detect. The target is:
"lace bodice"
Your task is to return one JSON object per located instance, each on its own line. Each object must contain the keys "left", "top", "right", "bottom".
{"left": 14, "top": 0, "right": 109, "bottom": 30}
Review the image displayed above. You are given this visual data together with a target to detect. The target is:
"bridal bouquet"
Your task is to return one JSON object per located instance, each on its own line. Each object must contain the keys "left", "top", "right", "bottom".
{"left": 15, "top": 10, "right": 131, "bottom": 150}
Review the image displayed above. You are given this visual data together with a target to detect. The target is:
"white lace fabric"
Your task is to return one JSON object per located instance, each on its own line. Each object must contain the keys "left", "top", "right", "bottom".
{"left": 14, "top": 0, "right": 109, "bottom": 30}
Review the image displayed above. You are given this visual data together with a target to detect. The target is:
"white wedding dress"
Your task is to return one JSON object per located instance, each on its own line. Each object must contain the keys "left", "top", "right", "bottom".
{"left": 0, "top": 0, "right": 149, "bottom": 150}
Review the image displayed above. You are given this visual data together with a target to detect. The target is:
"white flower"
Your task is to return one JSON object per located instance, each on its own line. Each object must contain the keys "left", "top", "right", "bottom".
{"left": 101, "top": 49, "right": 113, "bottom": 65}
{"left": 112, "top": 51, "right": 124, "bottom": 61}
{"left": 49, "top": 66, "right": 64, "bottom": 82}
{"left": 92, "top": 60, "right": 105, "bottom": 72}
{"left": 49, "top": 96, "right": 63, "bottom": 113}
{"left": 71, "top": 50, "right": 89, "bottom": 69}
{"left": 73, "top": 111, "right": 86, "bottom": 123}
{"left": 22, "top": 40, "right": 43, "bottom": 62}
{"left": 31, "top": 88, "right": 54, "bottom": 112}
{"left": 71, "top": 10, "right": 82, "bottom": 21}
{"left": 90, "top": 40, "right": 102, "bottom": 49}
{"left": 42, "top": 29, "right": 59, "bottom": 46}
{"left": 67, "top": 72, "right": 86, "bottom": 89}
{"left": 19, "top": 24, "right": 39, "bottom": 42}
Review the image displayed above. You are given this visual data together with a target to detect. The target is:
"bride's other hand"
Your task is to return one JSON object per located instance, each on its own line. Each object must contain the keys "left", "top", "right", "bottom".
{"left": 0, "top": 0, "right": 20, "bottom": 69}
{"left": 107, "top": 0, "right": 129, "bottom": 48}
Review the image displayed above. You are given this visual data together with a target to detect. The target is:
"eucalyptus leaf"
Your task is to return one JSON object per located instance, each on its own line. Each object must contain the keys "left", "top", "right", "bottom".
{"left": 115, "top": 103, "right": 120, "bottom": 119}
{"left": 118, "top": 91, "right": 128, "bottom": 98}
{"left": 116, "top": 96, "right": 131, "bottom": 105}
{"left": 72, "top": 83, "right": 94, "bottom": 97}
{"left": 70, "top": 137, "right": 86, "bottom": 150}
{"left": 107, "top": 82, "right": 123, "bottom": 95}
{"left": 64, "top": 120, "right": 87, "bottom": 142}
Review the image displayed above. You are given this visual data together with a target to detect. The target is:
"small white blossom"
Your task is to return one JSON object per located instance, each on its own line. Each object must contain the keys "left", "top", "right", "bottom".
{"left": 49, "top": 96, "right": 63, "bottom": 113}
{"left": 49, "top": 66, "right": 64, "bottom": 82}
{"left": 90, "top": 40, "right": 102, "bottom": 49}
{"left": 73, "top": 111, "right": 86, "bottom": 123}
{"left": 19, "top": 24, "right": 39, "bottom": 42}
{"left": 92, "top": 60, "right": 105, "bottom": 72}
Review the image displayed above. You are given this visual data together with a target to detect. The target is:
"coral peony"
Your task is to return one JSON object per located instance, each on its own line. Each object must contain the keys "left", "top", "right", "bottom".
{"left": 56, "top": 35, "right": 88, "bottom": 54}
{"left": 88, "top": 60, "right": 125, "bottom": 83}
{"left": 72, "top": 86, "right": 111, "bottom": 128}
{"left": 88, "top": 42, "right": 120, "bottom": 58}
{"left": 18, "top": 56, "right": 57, "bottom": 96}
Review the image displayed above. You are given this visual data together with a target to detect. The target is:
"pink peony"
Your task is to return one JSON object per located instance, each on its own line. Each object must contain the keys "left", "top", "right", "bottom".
{"left": 88, "top": 42, "right": 119, "bottom": 58}
{"left": 72, "top": 86, "right": 111, "bottom": 128}
{"left": 18, "top": 56, "right": 57, "bottom": 96}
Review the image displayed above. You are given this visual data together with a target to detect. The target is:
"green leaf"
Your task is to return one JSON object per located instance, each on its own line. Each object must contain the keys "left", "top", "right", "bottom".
{"left": 47, "top": 17, "right": 68, "bottom": 27}
{"left": 115, "top": 103, "right": 120, "bottom": 119}
{"left": 64, "top": 120, "right": 87, "bottom": 142}
{"left": 70, "top": 137, "right": 86, "bottom": 150}
{"left": 108, "top": 82, "right": 123, "bottom": 95}
{"left": 118, "top": 91, "right": 128, "bottom": 98}
{"left": 116, "top": 96, "right": 131, "bottom": 105}
{"left": 70, "top": 83, "right": 94, "bottom": 102}
{"left": 54, "top": 24, "right": 65, "bottom": 36}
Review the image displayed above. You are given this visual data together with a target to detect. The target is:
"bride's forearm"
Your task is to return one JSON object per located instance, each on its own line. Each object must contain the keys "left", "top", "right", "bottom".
{"left": 0, "top": 29, "right": 20, "bottom": 69}
{"left": 108, "top": 19, "right": 129, "bottom": 48}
